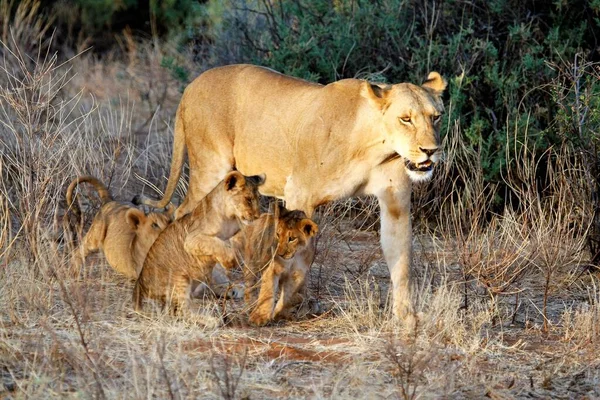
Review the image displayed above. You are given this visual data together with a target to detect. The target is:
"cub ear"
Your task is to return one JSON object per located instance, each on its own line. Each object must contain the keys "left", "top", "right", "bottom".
{"left": 163, "top": 203, "right": 176, "bottom": 221}
{"left": 224, "top": 171, "right": 245, "bottom": 191}
{"left": 126, "top": 208, "right": 146, "bottom": 230}
{"left": 361, "top": 81, "right": 391, "bottom": 112}
{"left": 274, "top": 201, "right": 291, "bottom": 218}
{"left": 299, "top": 219, "right": 318, "bottom": 238}
{"left": 246, "top": 173, "right": 266, "bottom": 187}
{"left": 422, "top": 71, "right": 447, "bottom": 95}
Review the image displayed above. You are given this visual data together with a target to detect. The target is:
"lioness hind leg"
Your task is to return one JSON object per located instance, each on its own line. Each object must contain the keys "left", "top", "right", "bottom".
{"left": 175, "top": 159, "right": 232, "bottom": 220}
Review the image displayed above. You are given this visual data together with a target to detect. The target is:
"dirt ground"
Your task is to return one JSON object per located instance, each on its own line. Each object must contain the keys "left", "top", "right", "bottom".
{"left": 2, "top": 214, "right": 599, "bottom": 399}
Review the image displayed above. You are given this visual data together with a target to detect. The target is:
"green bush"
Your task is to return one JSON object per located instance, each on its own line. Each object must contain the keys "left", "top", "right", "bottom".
{"left": 42, "top": 0, "right": 206, "bottom": 50}
{"left": 216, "top": 0, "right": 600, "bottom": 185}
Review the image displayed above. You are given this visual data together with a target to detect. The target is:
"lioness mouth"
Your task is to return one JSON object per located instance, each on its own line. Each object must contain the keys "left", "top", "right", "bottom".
{"left": 405, "top": 159, "right": 434, "bottom": 172}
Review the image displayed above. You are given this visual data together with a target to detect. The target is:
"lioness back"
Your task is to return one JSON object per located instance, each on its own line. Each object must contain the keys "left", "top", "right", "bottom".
{"left": 183, "top": 65, "right": 367, "bottom": 198}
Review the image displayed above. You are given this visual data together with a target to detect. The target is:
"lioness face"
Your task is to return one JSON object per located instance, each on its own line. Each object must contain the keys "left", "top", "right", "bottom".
{"left": 224, "top": 171, "right": 266, "bottom": 223}
{"left": 370, "top": 72, "right": 447, "bottom": 183}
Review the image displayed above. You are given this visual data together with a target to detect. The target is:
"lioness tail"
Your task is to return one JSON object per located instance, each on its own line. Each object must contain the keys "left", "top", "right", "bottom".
{"left": 135, "top": 103, "right": 186, "bottom": 209}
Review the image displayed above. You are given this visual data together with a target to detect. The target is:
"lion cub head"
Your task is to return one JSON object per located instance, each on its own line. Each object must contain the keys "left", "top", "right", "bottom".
{"left": 125, "top": 207, "right": 171, "bottom": 266}
{"left": 222, "top": 171, "right": 266, "bottom": 223}
{"left": 274, "top": 207, "right": 319, "bottom": 260}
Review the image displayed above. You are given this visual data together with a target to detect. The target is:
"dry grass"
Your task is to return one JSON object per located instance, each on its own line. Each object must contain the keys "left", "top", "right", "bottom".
{"left": 2, "top": 15, "right": 600, "bottom": 399}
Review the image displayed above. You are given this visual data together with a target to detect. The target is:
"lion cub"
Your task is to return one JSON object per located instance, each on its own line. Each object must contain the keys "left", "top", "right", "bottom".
{"left": 66, "top": 175, "right": 172, "bottom": 280}
{"left": 233, "top": 204, "right": 318, "bottom": 326}
{"left": 133, "top": 171, "right": 265, "bottom": 314}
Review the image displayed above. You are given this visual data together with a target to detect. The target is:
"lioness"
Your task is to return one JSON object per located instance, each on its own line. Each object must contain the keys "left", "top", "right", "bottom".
{"left": 66, "top": 175, "right": 172, "bottom": 279}
{"left": 133, "top": 171, "right": 265, "bottom": 314}
{"left": 136, "top": 64, "right": 447, "bottom": 325}
{"left": 232, "top": 204, "right": 318, "bottom": 326}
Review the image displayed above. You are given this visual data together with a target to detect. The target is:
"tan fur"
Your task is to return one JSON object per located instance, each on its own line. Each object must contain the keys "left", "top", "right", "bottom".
{"left": 232, "top": 205, "right": 318, "bottom": 326}
{"left": 66, "top": 176, "right": 172, "bottom": 280}
{"left": 136, "top": 64, "right": 447, "bottom": 325}
{"left": 133, "top": 171, "right": 264, "bottom": 314}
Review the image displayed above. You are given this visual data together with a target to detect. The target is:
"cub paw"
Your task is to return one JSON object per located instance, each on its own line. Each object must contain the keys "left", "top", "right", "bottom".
{"left": 218, "top": 248, "right": 238, "bottom": 270}
{"left": 249, "top": 310, "right": 271, "bottom": 327}
{"left": 273, "top": 309, "right": 295, "bottom": 321}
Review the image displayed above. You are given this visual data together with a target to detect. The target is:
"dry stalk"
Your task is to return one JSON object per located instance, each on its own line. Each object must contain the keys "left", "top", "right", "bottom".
{"left": 209, "top": 345, "right": 248, "bottom": 400}
{"left": 384, "top": 328, "right": 432, "bottom": 400}
{"left": 157, "top": 335, "right": 178, "bottom": 400}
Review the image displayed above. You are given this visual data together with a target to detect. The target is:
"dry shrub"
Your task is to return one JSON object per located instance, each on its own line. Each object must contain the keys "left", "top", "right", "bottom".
{"left": 0, "top": 41, "right": 145, "bottom": 267}
{"left": 70, "top": 31, "right": 190, "bottom": 128}
{"left": 561, "top": 278, "right": 600, "bottom": 345}
{"left": 0, "top": 0, "right": 54, "bottom": 63}
{"left": 329, "top": 278, "right": 391, "bottom": 335}
{"left": 418, "top": 279, "right": 494, "bottom": 352}
{"left": 431, "top": 117, "right": 592, "bottom": 333}
{"left": 434, "top": 126, "right": 530, "bottom": 322}
{"left": 505, "top": 140, "right": 590, "bottom": 332}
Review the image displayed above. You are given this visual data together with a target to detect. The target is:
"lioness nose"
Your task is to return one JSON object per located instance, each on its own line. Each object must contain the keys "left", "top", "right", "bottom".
{"left": 419, "top": 147, "right": 438, "bottom": 157}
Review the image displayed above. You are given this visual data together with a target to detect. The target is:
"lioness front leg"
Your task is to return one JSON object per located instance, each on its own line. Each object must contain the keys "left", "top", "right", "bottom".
{"left": 376, "top": 187, "right": 416, "bottom": 329}
{"left": 183, "top": 230, "right": 237, "bottom": 270}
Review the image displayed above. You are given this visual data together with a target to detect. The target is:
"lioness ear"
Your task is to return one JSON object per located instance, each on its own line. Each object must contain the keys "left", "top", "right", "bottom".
{"left": 246, "top": 173, "right": 266, "bottom": 187}
{"left": 361, "top": 81, "right": 391, "bottom": 112}
{"left": 422, "top": 72, "right": 447, "bottom": 95}
{"left": 126, "top": 208, "right": 146, "bottom": 230}
{"left": 224, "top": 171, "right": 244, "bottom": 191}
{"left": 299, "top": 219, "right": 318, "bottom": 238}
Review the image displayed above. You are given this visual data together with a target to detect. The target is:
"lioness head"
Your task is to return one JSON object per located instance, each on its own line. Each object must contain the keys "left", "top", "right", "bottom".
{"left": 275, "top": 207, "right": 319, "bottom": 260}
{"left": 363, "top": 72, "right": 447, "bottom": 182}
{"left": 223, "top": 171, "right": 266, "bottom": 223}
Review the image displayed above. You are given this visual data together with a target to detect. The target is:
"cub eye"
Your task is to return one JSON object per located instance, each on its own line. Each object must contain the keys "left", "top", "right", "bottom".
{"left": 152, "top": 222, "right": 160, "bottom": 229}
{"left": 246, "top": 198, "right": 252, "bottom": 205}
{"left": 398, "top": 116, "right": 412, "bottom": 124}
{"left": 432, "top": 114, "right": 442, "bottom": 124}
{"left": 288, "top": 237, "right": 298, "bottom": 243}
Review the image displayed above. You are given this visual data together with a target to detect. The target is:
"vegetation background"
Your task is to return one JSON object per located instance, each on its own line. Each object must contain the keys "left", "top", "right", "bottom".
{"left": 1, "top": 0, "right": 600, "bottom": 398}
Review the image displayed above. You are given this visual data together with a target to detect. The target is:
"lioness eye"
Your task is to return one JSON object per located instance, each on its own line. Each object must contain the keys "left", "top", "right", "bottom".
{"left": 289, "top": 237, "right": 297, "bottom": 243}
{"left": 152, "top": 223, "right": 160, "bottom": 229}
{"left": 399, "top": 116, "right": 412, "bottom": 124}
{"left": 433, "top": 114, "right": 441, "bottom": 123}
